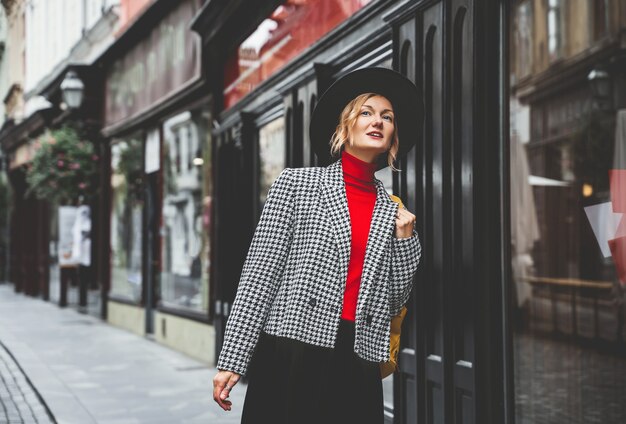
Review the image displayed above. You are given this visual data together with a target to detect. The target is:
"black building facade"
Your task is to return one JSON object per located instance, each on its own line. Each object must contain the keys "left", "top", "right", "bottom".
{"left": 192, "top": 0, "right": 509, "bottom": 422}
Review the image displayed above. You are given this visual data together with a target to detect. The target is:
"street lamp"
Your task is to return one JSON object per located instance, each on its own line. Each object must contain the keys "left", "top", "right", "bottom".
{"left": 587, "top": 67, "right": 611, "bottom": 111}
{"left": 60, "top": 71, "right": 85, "bottom": 109}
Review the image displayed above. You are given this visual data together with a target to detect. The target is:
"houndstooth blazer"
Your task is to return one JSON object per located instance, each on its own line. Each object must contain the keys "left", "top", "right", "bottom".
{"left": 216, "top": 159, "right": 421, "bottom": 376}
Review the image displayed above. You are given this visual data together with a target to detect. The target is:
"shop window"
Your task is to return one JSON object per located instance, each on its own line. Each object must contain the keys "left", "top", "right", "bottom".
{"left": 515, "top": 1, "right": 533, "bottom": 78}
{"left": 159, "top": 108, "right": 212, "bottom": 313}
{"left": 510, "top": 5, "right": 626, "bottom": 422}
{"left": 259, "top": 116, "right": 286, "bottom": 212}
{"left": 110, "top": 136, "right": 144, "bottom": 302}
{"left": 592, "top": 0, "right": 608, "bottom": 41}
{"left": 547, "top": 0, "right": 563, "bottom": 62}
{"left": 224, "top": 0, "right": 373, "bottom": 109}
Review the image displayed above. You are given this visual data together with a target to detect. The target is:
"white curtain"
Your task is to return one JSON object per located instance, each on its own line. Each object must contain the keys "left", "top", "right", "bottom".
{"left": 510, "top": 135, "right": 540, "bottom": 307}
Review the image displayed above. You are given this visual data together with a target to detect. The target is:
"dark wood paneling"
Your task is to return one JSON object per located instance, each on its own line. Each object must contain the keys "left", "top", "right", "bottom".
{"left": 388, "top": 0, "right": 507, "bottom": 422}
{"left": 395, "top": 12, "right": 421, "bottom": 424}
{"left": 208, "top": 0, "right": 508, "bottom": 420}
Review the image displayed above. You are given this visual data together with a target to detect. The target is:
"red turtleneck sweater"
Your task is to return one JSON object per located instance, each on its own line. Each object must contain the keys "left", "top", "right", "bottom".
{"left": 340, "top": 150, "right": 378, "bottom": 322}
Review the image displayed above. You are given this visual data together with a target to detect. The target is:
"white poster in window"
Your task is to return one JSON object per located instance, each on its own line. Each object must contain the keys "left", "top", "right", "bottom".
{"left": 145, "top": 129, "right": 160, "bottom": 173}
{"left": 259, "top": 117, "right": 285, "bottom": 206}
{"left": 58, "top": 206, "right": 79, "bottom": 267}
{"left": 71, "top": 205, "right": 91, "bottom": 266}
{"left": 584, "top": 201, "right": 625, "bottom": 258}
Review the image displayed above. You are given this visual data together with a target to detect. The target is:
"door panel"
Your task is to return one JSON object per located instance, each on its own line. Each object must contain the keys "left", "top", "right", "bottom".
{"left": 390, "top": 0, "right": 506, "bottom": 422}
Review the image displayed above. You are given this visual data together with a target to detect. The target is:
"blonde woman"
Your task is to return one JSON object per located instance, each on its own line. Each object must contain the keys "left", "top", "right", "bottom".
{"left": 212, "top": 67, "right": 422, "bottom": 423}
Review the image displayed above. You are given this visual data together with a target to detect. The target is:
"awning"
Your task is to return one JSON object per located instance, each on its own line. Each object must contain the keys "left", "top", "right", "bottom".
{"left": 527, "top": 175, "right": 572, "bottom": 186}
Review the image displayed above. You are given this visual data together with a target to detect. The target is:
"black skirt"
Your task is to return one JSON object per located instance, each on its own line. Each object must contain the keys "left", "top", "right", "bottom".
{"left": 241, "top": 319, "right": 384, "bottom": 424}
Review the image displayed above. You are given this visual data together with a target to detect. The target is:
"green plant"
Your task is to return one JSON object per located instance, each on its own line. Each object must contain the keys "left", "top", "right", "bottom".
{"left": 116, "top": 139, "right": 144, "bottom": 202}
{"left": 26, "top": 126, "right": 99, "bottom": 205}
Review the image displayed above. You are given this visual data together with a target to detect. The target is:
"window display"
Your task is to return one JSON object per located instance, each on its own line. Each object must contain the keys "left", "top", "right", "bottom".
{"left": 224, "top": 0, "right": 373, "bottom": 108}
{"left": 159, "top": 109, "right": 212, "bottom": 313}
{"left": 110, "top": 137, "right": 144, "bottom": 302}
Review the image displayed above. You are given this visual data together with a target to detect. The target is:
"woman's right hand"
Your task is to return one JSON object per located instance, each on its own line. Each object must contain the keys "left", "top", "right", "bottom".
{"left": 213, "top": 370, "right": 241, "bottom": 411}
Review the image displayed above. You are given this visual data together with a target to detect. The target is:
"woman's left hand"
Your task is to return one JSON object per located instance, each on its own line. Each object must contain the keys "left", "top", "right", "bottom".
{"left": 395, "top": 206, "right": 416, "bottom": 239}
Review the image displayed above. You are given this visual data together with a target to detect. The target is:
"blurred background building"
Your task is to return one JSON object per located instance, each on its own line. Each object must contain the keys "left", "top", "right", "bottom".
{"left": 0, "top": 2, "right": 8, "bottom": 286}
{"left": 0, "top": 0, "right": 624, "bottom": 423}
{"left": 0, "top": 0, "right": 118, "bottom": 311}
{"left": 509, "top": 0, "right": 626, "bottom": 422}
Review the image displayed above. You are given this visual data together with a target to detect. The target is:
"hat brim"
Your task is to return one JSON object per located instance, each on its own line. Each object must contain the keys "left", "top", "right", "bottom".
{"left": 310, "top": 67, "right": 421, "bottom": 170}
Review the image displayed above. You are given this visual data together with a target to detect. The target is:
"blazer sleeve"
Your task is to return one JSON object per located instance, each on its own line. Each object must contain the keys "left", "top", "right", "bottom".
{"left": 216, "top": 168, "right": 295, "bottom": 376}
{"left": 388, "top": 227, "right": 422, "bottom": 316}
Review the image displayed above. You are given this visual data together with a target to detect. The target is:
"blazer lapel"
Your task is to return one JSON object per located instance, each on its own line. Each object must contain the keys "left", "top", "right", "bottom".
{"left": 321, "top": 160, "right": 352, "bottom": 286}
{"left": 358, "top": 179, "right": 398, "bottom": 309}
{"left": 322, "top": 159, "right": 398, "bottom": 306}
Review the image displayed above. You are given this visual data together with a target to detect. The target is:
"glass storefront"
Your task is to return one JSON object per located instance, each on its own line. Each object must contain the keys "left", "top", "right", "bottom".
{"left": 510, "top": 1, "right": 625, "bottom": 422}
{"left": 224, "top": 0, "right": 374, "bottom": 109}
{"left": 259, "top": 116, "right": 286, "bottom": 210}
{"left": 110, "top": 136, "right": 144, "bottom": 302}
{"left": 159, "top": 108, "right": 212, "bottom": 313}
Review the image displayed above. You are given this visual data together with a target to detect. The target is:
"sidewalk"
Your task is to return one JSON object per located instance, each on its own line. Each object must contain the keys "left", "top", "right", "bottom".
{"left": 0, "top": 284, "right": 247, "bottom": 424}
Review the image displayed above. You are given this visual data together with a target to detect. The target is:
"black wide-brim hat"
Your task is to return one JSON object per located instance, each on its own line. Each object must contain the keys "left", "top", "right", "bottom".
{"left": 310, "top": 67, "right": 421, "bottom": 170}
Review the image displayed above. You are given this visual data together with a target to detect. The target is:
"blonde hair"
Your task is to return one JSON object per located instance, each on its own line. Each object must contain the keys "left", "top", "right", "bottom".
{"left": 329, "top": 93, "right": 400, "bottom": 172}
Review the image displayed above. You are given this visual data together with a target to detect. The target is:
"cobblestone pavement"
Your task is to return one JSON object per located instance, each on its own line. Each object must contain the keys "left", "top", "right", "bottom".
{"left": 0, "top": 342, "right": 55, "bottom": 424}
{"left": 514, "top": 331, "right": 626, "bottom": 424}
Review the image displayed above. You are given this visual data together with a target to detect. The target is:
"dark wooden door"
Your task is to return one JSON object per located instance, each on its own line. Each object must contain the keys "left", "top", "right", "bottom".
{"left": 389, "top": 1, "right": 508, "bottom": 423}
{"left": 213, "top": 115, "right": 257, "bottom": 359}
{"left": 213, "top": 137, "right": 238, "bottom": 356}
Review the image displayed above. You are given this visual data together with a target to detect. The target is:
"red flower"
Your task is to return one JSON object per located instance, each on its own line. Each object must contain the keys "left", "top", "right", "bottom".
{"left": 57, "top": 160, "right": 64, "bottom": 168}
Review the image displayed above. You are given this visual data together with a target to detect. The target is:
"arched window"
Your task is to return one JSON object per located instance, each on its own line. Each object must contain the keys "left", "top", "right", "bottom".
{"left": 547, "top": 0, "right": 563, "bottom": 61}
{"left": 592, "top": 0, "right": 608, "bottom": 40}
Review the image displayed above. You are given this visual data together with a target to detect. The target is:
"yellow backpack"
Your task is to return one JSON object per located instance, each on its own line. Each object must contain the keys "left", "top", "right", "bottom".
{"left": 380, "top": 194, "right": 409, "bottom": 379}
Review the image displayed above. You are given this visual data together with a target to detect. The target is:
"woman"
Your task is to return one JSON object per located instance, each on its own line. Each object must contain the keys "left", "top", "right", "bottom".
{"left": 212, "top": 67, "right": 422, "bottom": 423}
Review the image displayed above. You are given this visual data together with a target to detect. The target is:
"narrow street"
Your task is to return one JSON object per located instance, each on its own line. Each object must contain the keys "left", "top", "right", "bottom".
{"left": 0, "top": 284, "right": 246, "bottom": 424}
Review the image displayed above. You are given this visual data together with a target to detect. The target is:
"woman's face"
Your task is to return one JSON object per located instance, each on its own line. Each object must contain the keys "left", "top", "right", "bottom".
{"left": 346, "top": 95, "right": 395, "bottom": 162}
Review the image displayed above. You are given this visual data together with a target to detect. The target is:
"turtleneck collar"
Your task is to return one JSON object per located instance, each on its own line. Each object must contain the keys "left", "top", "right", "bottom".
{"left": 341, "top": 149, "right": 377, "bottom": 184}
